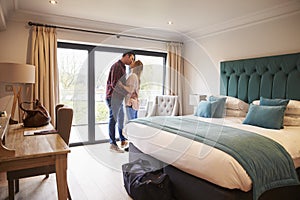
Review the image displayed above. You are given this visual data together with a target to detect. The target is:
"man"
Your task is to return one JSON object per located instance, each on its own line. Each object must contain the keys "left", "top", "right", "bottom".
{"left": 106, "top": 51, "right": 135, "bottom": 153}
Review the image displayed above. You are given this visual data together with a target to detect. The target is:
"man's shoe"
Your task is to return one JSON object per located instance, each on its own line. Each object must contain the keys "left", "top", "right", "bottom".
{"left": 110, "top": 144, "right": 124, "bottom": 153}
{"left": 121, "top": 140, "right": 128, "bottom": 148}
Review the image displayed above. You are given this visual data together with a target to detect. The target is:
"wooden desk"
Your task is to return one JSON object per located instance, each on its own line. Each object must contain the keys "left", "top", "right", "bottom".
{"left": 0, "top": 117, "right": 70, "bottom": 200}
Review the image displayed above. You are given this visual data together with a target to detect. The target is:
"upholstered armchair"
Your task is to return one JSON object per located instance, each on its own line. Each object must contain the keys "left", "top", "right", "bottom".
{"left": 147, "top": 95, "right": 179, "bottom": 117}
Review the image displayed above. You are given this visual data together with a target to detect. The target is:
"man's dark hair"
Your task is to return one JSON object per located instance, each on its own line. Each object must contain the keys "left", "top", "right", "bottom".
{"left": 122, "top": 51, "right": 135, "bottom": 59}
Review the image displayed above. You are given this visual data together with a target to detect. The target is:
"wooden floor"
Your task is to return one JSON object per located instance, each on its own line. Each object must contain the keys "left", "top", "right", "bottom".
{"left": 0, "top": 142, "right": 132, "bottom": 200}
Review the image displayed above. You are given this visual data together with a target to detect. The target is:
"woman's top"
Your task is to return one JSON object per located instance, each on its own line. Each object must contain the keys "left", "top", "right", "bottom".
{"left": 125, "top": 73, "right": 139, "bottom": 110}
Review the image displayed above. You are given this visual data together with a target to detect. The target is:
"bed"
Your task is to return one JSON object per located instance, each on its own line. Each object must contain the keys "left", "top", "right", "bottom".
{"left": 124, "top": 52, "right": 300, "bottom": 200}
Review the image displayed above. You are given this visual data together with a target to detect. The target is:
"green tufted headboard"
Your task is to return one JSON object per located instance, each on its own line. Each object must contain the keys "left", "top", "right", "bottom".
{"left": 220, "top": 52, "right": 300, "bottom": 103}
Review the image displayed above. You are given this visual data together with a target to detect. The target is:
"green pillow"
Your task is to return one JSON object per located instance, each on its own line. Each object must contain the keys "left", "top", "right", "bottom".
{"left": 208, "top": 96, "right": 227, "bottom": 118}
{"left": 195, "top": 97, "right": 226, "bottom": 118}
{"left": 259, "top": 97, "right": 289, "bottom": 128}
{"left": 260, "top": 96, "right": 289, "bottom": 107}
{"left": 243, "top": 104, "right": 286, "bottom": 129}
{"left": 195, "top": 101, "right": 215, "bottom": 118}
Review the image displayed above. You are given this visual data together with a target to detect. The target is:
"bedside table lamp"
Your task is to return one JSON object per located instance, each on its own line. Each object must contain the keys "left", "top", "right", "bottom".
{"left": 0, "top": 63, "right": 35, "bottom": 124}
{"left": 189, "top": 94, "right": 207, "bottom": 113}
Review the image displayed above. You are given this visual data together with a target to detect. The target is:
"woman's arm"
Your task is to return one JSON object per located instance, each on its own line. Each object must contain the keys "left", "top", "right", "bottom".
{"left": 122, "top": 74, "right": 137, "bottom": 94}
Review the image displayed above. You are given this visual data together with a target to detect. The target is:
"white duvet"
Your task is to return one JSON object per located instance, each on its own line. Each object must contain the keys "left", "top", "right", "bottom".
{"left": 124, "top": 115, "right": 300, "bottom": 192}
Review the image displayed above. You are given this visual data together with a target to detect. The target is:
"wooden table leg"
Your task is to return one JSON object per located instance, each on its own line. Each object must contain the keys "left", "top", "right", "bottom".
{"left": 8, "top": 179, "right": 15, "bottom": 200}
{"left": 55, "top": 154, "right": 68, "bottom": 200}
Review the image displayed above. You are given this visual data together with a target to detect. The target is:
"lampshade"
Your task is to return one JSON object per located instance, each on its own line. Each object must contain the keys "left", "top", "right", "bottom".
{"left": 189, "top": 94, "right": 207, "bottom": 106}
{"left": 0, "top": 63, "right": 35, "bottom": 124}
{"left": 0, "top": 63, "right": 35, "bottom": 83}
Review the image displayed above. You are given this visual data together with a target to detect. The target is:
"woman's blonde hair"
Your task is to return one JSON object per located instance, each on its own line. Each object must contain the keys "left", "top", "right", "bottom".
{"left": 132, "top": 60, "right": 143, "bottom": 85}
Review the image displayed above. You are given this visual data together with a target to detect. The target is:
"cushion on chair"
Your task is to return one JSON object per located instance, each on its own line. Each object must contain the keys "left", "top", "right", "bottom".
{"left": 147, "top": 95, "right": 179, "bottom": 117}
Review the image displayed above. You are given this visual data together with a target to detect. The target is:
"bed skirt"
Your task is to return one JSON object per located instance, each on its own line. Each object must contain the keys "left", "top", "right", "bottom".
{"left": 129, "top": 142, "right": 300, "bottom": 200}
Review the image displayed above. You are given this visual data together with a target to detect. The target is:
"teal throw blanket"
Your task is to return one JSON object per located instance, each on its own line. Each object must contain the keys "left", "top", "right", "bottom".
{"left": 129, "top": 116, "right": 300, "bottom": 200}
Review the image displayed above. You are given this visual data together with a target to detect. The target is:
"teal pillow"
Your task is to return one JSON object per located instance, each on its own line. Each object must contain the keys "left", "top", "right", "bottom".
{"left": 259, "top": 97, "right": 289, "bottom": 128}
{"left": 195, "top": 97, "right": 226, "bottom": 118}
{"left": 208, "top": 96, "right": 227, "bottom": 118}
{"left": 195, "top": 101, "right": 215, "bottom": 118}
{"left": 243, "top": 104, "right": 286, "bottom": 129}
{"left": 260, "top": 96, "right": 289, "bottom": 107}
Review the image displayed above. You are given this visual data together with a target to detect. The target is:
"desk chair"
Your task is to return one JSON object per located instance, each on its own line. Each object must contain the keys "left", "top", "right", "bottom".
{"left": 147, "top": 95, "right": 179, "bottom": 117}
{"left": 7, "top": 105, "right": 73, "bottom": 200}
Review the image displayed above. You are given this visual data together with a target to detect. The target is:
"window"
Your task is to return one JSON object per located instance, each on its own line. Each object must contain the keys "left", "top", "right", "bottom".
{"left": 57, "top": 47, "right": 89, "bottom": 126}
{"left": 57, "top": 42, "right": 167, "bottom": 146}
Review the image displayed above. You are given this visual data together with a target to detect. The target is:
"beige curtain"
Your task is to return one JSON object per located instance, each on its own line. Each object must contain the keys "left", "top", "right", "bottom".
{"left": 29, "top": 26, "right": 59, "bottom": 121}
{"left": 166, "top": 42, "right": 183, "bottom": 115}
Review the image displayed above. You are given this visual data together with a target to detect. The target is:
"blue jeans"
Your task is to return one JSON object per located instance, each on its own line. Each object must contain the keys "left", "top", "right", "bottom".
{"left": 126, "top": 106, "right": 138, "bottom": 121}
{"left": 106, "top": 98, "right": 126, "bottom": 145}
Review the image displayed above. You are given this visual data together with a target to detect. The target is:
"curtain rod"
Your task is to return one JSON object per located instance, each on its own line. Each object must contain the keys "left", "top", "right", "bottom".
{"left": 28, "top": 21, "right": 183, "bottom": 44}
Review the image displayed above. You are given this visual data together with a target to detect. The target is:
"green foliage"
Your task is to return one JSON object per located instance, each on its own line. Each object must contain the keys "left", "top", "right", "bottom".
{"left": 60, "top": 100, "right": 108, "bottom": 125}
{"left": 96, "top": 102, "right": 108, "bottom": 122}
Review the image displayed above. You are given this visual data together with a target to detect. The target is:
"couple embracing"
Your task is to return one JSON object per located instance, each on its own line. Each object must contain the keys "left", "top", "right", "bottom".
{"left": 105, "top": 51, "right": 143, "bottom": 153}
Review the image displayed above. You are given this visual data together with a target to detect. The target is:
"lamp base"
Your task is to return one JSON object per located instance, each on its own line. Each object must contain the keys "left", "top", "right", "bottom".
{"left": 9, "top": 86, "right": 22, "bottom": 125}
{"left": 9, "top": 118, "right": 18, "bottom": 125}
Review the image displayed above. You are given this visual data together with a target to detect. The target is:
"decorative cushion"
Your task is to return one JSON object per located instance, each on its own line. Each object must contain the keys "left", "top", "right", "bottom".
{"left": 195, "top": 101, "right": 214, "bottom": 118}
{"left": 253, "top": 99, "right": 300, "bottom": 115}
{"left": 259, "top": 97, "right": 289, "bottom": 107}
{"left": 285, "top": 100, "right": 300, "bottom": 115}
{"left": 284, "top": 115, "right": 300, "bottom": 126}
{"left": 243, "top": 104, "right": 286, "bottom": 130}
{"left": 225, "top": 109, "right": 247, "bottom": 117}
{"left": 252, "top": 100, "right": 259, "bottom": 105}
{"left": 195, "top": 99, "right": 226, "bottom": 118}
{"left": 259, "top": 97, "right": 289, "bottom": 128}
{"left": 208, "top": 96, "right": 227, "bottom": 118}
{"left": 253, "top": 98, "right": 300, "bottom": 126}
{"left": 225, "top": 96, "right": 249, "bottom": 112}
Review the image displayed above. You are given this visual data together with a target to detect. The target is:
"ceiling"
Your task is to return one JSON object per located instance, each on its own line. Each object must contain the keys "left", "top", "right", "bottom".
{"left": 0, "top": 0, "right": 300, "bottom": 41}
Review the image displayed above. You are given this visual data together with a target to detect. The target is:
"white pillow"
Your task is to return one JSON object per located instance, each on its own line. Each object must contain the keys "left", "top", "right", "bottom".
{"left": 285, "top": 100, "right": 300, "bottom": 115}
{"left": 252, "top": 100, "right": 259, "bottom": 105}
{"left": 284, "top": 115, "right": 300, "bottom": 126}
{"left": 225, "top": 96, "right": 249, "bottom": 112}
{"left": 225, "top": 109, "right": 247, "bottom": 117}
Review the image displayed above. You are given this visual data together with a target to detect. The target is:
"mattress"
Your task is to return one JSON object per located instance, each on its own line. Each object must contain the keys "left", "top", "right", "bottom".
{"left": 124, "top": 115, "right": 300, "bottom": 192}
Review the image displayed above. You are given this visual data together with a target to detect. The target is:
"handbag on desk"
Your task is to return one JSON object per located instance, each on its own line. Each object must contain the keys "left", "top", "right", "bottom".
{"left": 19, "top": 99, "right": 51, "bottom": 127}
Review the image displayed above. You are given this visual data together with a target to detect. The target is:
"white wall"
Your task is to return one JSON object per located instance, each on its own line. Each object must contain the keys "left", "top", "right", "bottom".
{"left": 0, "top": 21, "right": 29, "bottom": 63}
{"left": 199, "top": 12, "right": 300, "bottom": 63}
{"left": 57, "top": 27, "right": 168, "bottom": 53}
{"left": 0, "top": 21, "right": 168, "bottom": 62}
{"left": 181, "top": 39, "right": 218, "bottom": 114}
{"left": 182, "top": 12, "right": 300, "bottom": 114}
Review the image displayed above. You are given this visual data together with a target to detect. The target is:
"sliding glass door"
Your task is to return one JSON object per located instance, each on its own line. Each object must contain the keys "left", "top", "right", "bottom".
{"left": 57, "top": 42, "right": 167, "bottom": 146}
{"left": 57, "top": 46, "right": 89, "bottom": 144}
{"left": 94, "top": 51, "right": 121, "bottom": 141}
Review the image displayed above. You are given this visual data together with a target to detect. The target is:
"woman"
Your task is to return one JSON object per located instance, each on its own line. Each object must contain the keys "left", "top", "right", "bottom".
{"left": 124, "top": 60, "right": 143, "bottom": 120}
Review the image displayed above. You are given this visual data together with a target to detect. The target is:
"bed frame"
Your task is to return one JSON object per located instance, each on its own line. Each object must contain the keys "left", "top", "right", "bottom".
{"left": 129, "top": 143, "right": 300, "bottom": 200}
{"left": 220, "top": 52, "right": 300, "bottom": 102}
{"left": 129, "top": 52, "right": 300, "bottom": 200}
